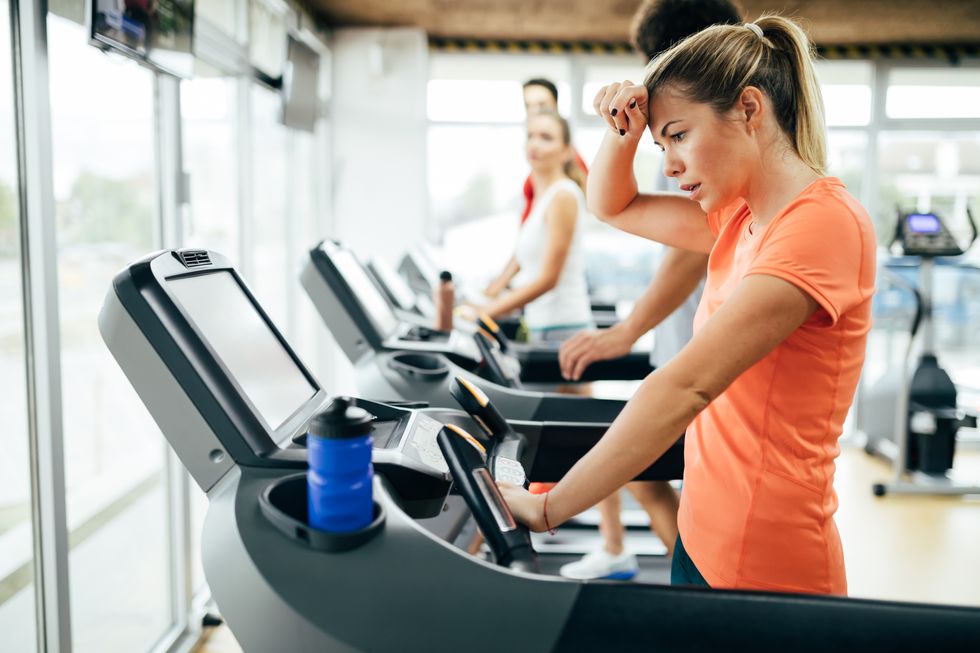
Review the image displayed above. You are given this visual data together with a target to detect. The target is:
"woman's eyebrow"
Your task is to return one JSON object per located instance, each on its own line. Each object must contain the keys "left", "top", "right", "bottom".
{"left": 651, "top": 119, "right": 682, "bottom": 147}
{"left": 659, "top": 119, "right": 682, "bottom": 137}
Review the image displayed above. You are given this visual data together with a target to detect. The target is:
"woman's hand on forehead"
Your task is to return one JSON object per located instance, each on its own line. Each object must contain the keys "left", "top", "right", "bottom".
{"left": 593, "top": 81, "right": 649, "bottom": 142}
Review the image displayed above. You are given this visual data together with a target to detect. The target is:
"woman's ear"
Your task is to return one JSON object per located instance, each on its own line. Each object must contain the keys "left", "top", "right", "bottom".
{"left": 738, "top": 86, "right": 765, "bottom": 132}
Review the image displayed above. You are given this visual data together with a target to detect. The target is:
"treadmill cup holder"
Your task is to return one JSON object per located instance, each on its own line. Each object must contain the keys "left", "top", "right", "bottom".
{"left": 387, "top": 352, "right": 450, "bottom": 381}
{"left": 260, "top": 472, "right": 385, "bottom": 553}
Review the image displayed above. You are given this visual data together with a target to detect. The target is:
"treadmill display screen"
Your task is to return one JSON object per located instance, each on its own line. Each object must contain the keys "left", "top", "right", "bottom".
{"left": 908, "top": 213, "right": 941, "bottom": 234}
{"left": 168, "top": 271, "right": 317, "bottom": 431}
{"left": 371, "top": 259, "right": 417, "bottom": 311}
{"left": 331, "top": 250, "right": 401, "bottom": 340}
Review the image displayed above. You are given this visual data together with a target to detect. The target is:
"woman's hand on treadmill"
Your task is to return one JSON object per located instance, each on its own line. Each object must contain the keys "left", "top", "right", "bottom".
{"left": 559, "top": 325, "right": 635, "bottom": 381}
{"left": 454, "top": 304, "right": 481, "bottom": 323}
{"left": 482, "top": 284, "right": 502, "bottom": 299}
{"left": 496, "top": 482, "right": 548, "bottom": 533}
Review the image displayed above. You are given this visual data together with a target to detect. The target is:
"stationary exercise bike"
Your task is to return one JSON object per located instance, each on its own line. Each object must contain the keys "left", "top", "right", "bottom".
{"left": 867, "top": 208, "right": 980, "bottom": 497}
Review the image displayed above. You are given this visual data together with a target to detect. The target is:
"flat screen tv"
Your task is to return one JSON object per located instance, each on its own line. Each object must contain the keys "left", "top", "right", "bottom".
{"left": 280, "top": 34, "right": 320, "bottom": 132}
{"left": 90, "top": 0, "right": 195, "bottom": 78}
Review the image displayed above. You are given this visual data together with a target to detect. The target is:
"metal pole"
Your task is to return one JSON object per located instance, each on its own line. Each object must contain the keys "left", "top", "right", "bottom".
{"left": 919, "top": 259, "right": 935, "bottom": 356}
{"left": 11, "top": 0, "right": 73, "bottom": 650}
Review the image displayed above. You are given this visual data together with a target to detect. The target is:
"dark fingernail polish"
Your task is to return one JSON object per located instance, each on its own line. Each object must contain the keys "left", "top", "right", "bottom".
{"left": 611, "top": 108, "right": 618, "bottom": 116}
{"left": 630, "top": 99, "right": 637, "bottom": 109}
{"left": 619, "top": 129, "right": 625, "bottom": 136}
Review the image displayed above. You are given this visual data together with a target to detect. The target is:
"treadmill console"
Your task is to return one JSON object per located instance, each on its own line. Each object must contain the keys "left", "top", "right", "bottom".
{"left": 99, "top": 249, "right": 474, "bottom": 506}
{"left": 305, "top": 240, "right": 484, "bottom": 366}
{"left": 328, "top": 245, "right": 404, "bottom": 342}
{"left": 367, "top": 258, "right": 420, "bottom": 314}
{"left": 900, "top": 212, "right": 962, "bottom": 257}
{"left": 100, "top": 251, "right": 329, "bottom": 491}
{"left": 368, "top": 409, "right": 450, "bottom": 477}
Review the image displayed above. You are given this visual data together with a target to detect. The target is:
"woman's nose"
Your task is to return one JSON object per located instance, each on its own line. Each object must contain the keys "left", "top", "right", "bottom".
{"left": 662, "top": 150, "right": 683, "bottom": 178}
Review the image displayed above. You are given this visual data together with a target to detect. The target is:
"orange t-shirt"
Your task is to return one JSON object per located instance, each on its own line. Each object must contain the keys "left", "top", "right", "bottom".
{"left": 677, "top": 177, "right": 876, "bottom": 595}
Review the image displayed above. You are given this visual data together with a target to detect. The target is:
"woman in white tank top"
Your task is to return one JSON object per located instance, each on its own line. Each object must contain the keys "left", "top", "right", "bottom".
{"left": 477, "top": 110, "right": 593, "bottom": 343}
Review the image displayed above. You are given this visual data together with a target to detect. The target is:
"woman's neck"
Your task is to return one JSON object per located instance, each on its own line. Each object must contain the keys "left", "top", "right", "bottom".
{"left": 530, "top": 168, "right": 566, "bottom": 194}
{"left": 743, "top": 139, "right": 822, "bottom": 227}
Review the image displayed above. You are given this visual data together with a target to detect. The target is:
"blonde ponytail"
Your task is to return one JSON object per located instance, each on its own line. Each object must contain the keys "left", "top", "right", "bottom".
{"left": 564, "top": 159, "right": 587, "bottom": 195}
{"left": 643, "top": 14, "right": 827, "bottom": 175}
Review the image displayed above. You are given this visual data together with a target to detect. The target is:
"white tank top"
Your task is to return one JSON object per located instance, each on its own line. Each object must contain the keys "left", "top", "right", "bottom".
{"left": 513, "top": 178, "right": 593, "bottom": 331}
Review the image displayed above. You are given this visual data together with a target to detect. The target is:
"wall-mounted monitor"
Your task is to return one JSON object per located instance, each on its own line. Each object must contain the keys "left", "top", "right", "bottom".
{"left": 90, "top": 0, "right": 196, "bottom": 78}
{"left": 281, "top": 34, "right": 320, "bottom": 132}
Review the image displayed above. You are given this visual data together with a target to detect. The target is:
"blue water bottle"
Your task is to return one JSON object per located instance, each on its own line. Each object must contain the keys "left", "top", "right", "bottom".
{"left": 307, "top": 397, "right": 374, "bottom": 532}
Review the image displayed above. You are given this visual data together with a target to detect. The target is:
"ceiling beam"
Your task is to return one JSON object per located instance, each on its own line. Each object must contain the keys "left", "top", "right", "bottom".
{"left": 308, "top": 0, "right": 980, "bottom": 46}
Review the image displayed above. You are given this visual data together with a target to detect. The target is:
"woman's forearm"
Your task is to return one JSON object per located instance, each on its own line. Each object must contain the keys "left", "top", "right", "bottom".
{"left": 483, "top": 276, "right": 555, "bottom": 318}
{"left": 587, "top": 130, "right": 641, "bottom": 220}
{"left": 546, "top": 366, "right": 707, "bottom": 524}
{"left": 485, "top": 257, "right": 520, "bottom": 298}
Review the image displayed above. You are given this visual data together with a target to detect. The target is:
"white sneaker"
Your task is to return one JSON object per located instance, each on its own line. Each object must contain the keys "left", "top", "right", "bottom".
{"left": 559, "top": 549, "right": 639, "bottom": 580}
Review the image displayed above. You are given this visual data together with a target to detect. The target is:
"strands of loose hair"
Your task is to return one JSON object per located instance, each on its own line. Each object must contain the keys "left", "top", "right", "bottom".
{"left": 643, "top": 15, "right": 827, "bottom": 175}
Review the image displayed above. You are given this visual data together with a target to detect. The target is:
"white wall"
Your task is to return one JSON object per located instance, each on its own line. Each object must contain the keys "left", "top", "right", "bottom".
{"left": 323, "top": 28, "right": 429, "bottom": 394}
{"left": 330, "top": 28, "right": 429, "bottom": 265}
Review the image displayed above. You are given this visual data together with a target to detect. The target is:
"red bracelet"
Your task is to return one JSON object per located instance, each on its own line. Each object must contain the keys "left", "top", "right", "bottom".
{"left": 543, "top": 491, "right": 557, "bottom": 535}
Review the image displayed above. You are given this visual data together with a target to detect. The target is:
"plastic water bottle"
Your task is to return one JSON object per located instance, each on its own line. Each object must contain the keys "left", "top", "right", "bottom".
{"left": 434, "top": 270, "right": 455, "bottom": 332}
{"left": 307, "top": 397, "right": 374, "bottom": 532}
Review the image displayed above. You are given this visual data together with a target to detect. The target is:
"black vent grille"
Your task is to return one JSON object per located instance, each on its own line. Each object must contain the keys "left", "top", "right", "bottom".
{"left": 174, "top": 250, "right": 212, "bottom": 269}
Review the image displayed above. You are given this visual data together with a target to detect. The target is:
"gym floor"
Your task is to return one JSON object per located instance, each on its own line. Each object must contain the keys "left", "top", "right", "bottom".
{"left": 193, "top": 444, "right": 980, "bottom": 653}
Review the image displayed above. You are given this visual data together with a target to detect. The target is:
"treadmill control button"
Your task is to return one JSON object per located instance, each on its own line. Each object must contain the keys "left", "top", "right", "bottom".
{"left": 492, "top": 457, "right": 526, "bottom": 487}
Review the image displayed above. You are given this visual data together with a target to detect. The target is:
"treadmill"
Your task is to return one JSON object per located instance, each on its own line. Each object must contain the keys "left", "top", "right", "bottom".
{"left": 311, "top": 241, "right": 677, "bottom": 554}
{"left": 395, "top": 241, "right": 620, "bottom": 334}
{"left": 304, "top": 240, "right": 652, "bottom": 389}
{"left": 367, "top": 256, "right": 436, "bottom": 325}
{"left": 301, "top": 239, "right": 646, "bottom": 424}
{"left": 99, "top": 248, "right": 980, "bottom": 652}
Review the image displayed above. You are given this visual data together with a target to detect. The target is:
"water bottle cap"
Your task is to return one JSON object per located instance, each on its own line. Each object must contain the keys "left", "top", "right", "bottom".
{"left": 439, "top": 270, "right": 453, "bottom": 282}
{"left": 309, "top": 397, "right": 373, "bottom": 439}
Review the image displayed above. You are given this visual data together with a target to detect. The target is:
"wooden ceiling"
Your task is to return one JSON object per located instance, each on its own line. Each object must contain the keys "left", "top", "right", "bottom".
{"left": 306, "top": 0, "right": 980, "bottom": 46}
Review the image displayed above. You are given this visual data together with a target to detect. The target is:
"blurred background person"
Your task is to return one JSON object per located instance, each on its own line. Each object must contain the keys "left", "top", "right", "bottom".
{"left": 469, "top": 109, "right": 593, "bottom": 345}
{"left": 483, "top": 78, "right": 590, "bottom": 302}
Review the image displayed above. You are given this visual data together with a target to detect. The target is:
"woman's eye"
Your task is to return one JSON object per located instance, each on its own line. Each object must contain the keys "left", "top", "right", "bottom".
{"left": 670, "top": 131, "right": 686, "bottom": 143}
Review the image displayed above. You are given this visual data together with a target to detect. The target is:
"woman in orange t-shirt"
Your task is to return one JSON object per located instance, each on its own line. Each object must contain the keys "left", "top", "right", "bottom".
{"left": 499, "top": 15, "right": 876, "bottom": 595}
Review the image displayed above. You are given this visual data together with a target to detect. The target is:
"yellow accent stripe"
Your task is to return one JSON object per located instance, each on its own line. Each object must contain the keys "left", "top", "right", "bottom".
{"left": 457, "top": 376, "right": 490, "bottom": 407}
{"left": 428, "top": 37, "right": 979, "bottom": 63}
{"left": 445, "top": 423, "right": 487, "bottom": 454}
{"left": 428, "top": 38, "right": 633, "bottom": 56}
{"left": 479, "top": 312, "right": 501, "bottom": 333}
{"left": 476, "top": 326, "right": 495, "bottom": 342}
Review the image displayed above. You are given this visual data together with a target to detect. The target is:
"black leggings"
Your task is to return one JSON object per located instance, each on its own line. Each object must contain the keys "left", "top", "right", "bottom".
{"left": 670, "top": 535, "right": 710, "bottom": 587}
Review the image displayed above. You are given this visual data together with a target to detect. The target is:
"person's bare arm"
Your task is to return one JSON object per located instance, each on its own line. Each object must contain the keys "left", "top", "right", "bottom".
{"left": 588, "top": 82, "right": 715, "bottom": 253}
{"left": 619, "top": 247, "right": 709, "bottom": 342}
{"left": 484, "top": 256, "right": 520, "bottom": 299}
{"left": 499, "top": 273, "right": 819, "bottom": 530}
{"left": 559, "top": 247, "right": 709, "bottom": 380}
{"left": 481, "top": 190, "right": 578, "bottom": 318}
